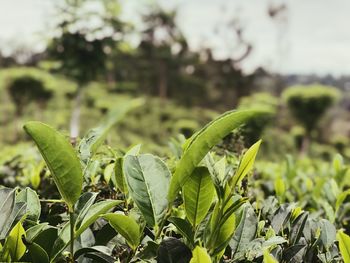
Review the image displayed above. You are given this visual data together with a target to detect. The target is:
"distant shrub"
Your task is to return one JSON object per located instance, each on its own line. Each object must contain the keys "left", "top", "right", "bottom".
{"left": 238, "top": 92, "right": 278, "bottom": 146}
{"left": 0, "top": 67, "right": 77, "bottom": 116}
{"left": 283, "top": 84, "right": 340, "bottom": 134}
{"left": 283, "top": 84, "right": 340, "bottom": 153}
{"left": 8, "top": 76, "right": 52, "bottom": 115}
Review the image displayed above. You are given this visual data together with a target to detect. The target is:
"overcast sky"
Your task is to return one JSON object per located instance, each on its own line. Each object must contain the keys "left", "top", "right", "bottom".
{"left": 0, "top": 0, "right": 350, "bottom": 75}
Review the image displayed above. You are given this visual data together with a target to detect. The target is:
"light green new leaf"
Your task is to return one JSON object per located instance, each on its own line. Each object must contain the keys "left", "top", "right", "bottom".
{"left": 337, "top": 230, "right": 350, "bottom": 263}
{"left": 75, "top": 200, "right": 122, "bottom": 237}
{"left": 263, "top": 250, "right": 278, "bottom": 263}
{"left": 190, "top": 246, "right": 212, "bottom": 263}
{"left": 16, "top": 187, "right": 41, "bottom": 222}
{"left": 103, "top": 213, "right": 141, "bottom": 251}
{"left": 168, "top": 109, "right": 264, "bottom": 203}
{"left": 3, "top": 220, "right": 26, "bottom": 261}
{"left": 124, "top": 154, "right": 171, "bottom": 227}
{"left": 79, "top": 99, "right": 143, "bottom": 164}
{"left": 183, "top": 167, "right": 215, "bottom": 228}
{"left": 23, "top": 122, "right": 83, "bottom": 211}
{"left": 113, "top": 157, "right": 128, "bottom": 194}
{"left": 104, "top": 163, "right": 115, "bottom": 184}
{"left": 336, "top": 189, "right": 350, "bottom": 212}
{"left": 230, "top": 140, "right": 262, "bottom": 188}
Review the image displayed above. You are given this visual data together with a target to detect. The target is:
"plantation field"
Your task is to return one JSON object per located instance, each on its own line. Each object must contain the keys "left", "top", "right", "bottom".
{"left": 0, "top": 89, "right": 350, "bottom": 262}
{"left": 1, "top": 1, "right": 350, "bottom": 262}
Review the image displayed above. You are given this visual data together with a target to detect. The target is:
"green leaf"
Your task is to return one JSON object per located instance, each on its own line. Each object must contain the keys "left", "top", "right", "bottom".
{"left": 168, "top": 217, "right": 194, "bottom": 246}
{"left": 75, "top": 200, "right": 122, "bottom": 237}
{"left": 23, "top": 122, "right": 83, "bottom": 211}
{"left": 337, "top": 230, "right": 350, "bottom": 263}
{"left": 230, "top": 140, "right": 262, "bottom": 187}
{"left": 336, "top": 189, "right": 350, "bottom": 212}
{"left": 183, "top": 167, "right": 215, "bottom": 228}
{"left": 74, "top": 192, "right": 98, "bottom": 229}
{"left": 26, "top": 223, "right": 50, "bottom": 242}
{"left": 16, "top": 187, "right": 41, "bottom": 222}
{"left": 103, "top": 163, "right": 114, "bottom": 184}
{"left": 157, "top": 238, "right": 192, "bottom": 263}
{"left": 102, "top": 213, "right": 141, "bottom": 251}
{"left": 263, "top": 250, "right": 278, "bottom": 263}
{"left": 209, "top": 198, "right": 236, "bottom": 256}
{"left": 0, "top": 186, "right": 26, "bottom": 241}
{"left": 168, "top": 109, "right": 263, "bottom": 203}
{"left": 230, "top": 204, "right": 257, "bottom": 255}
{"left": 124, "top": 154, "right": 171, "bottom": 227}
{"left": 113, "top": 157, "right": 128, "bottom": 194}
{"left": 290, "top": 212, "right": 308, "bottom": 246}
{"left": 27, "top": 242, "right": 49, "bottom": 263}
{"left": 190, "top": 246, "right": 212, "bottom": 263}
{"left": 319, "top": 219, "right": 336, "bottom": 250}
{"left": 3, "top": 220, "right": 26, "bottom": 261}
{"left": 74, "top": 246, "right": 113, "bottom": 262}
{"left": 79, "top": 99, "right": 143, "bottom": 164}
{"left": 50, "top": 222, "right": 70, "bottom": 262}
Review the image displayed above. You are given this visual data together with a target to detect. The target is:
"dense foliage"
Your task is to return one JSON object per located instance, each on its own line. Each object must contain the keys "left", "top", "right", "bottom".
{"left": 0, "top": 108, "right": 349, "bottom": 262}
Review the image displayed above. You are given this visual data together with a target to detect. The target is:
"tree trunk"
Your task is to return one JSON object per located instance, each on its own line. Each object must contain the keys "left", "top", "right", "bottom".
{"left": 158, "top": 60, "right": 167, "bottom": 101}
{"left": 300, "top": 134, "right": 310, "bottom": 156}
{"left": 70, "top": 88, "right": 84, "bottom": 145}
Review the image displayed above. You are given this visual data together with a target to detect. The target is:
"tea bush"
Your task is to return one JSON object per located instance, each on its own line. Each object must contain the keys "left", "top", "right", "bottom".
{"left": 0, "top": 107, "right": 349, "bottom": 262}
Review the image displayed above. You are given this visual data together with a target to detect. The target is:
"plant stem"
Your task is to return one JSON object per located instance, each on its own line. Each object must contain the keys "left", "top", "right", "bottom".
{"left": 39, "top": 199, "right": 65, "bottom": 203}
{"left": 69, "top": 211, "right": 75, "bottom": 261}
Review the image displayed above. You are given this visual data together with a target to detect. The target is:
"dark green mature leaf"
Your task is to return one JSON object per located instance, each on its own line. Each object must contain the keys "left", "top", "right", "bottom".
{"left": 83, "top": 251, "right": 116, "bottom": 263}
{"left": 319, "top": 219, "right": 336, "bottom": 250}
{"left": 0, "top": 188, "right": 16, "bottom": 239}
{"left": 74, "top": 246, "right": 112, "bottom": 261}
{"left": 32, "top": 227, "right": 58, "bottom": 258}
{"left": 168, "top": 217, "right": 194, "bottom": 246}
{"left": 27, "top": 242, "right": 49, "bottom": 263}
{"left": 26, "top": 223, "right": 50, "bottom": 242}
{"left": 157, "top": 238, "right": 192, "bottom": 263}
{"left": 124, "top": 154, "right": 171, "bottom": 227}
{"left": 74, "top": 192, "right": 98, "bottom": 229}
{"left": 0, "top": 188, "right": 26, "bottom": 240}
{"left": 290, "top": 212, "right": 308, "bottom": 245}
{"left": 50, "top": 222, "right": 70, "bottom": 262}
{"left": 271, "top": 204, "right": 292, "bottom": 233}
{"left": 79, "top": 99, "right": 143, "bottom": 164}
{"left": 103, "top": 213, "right": 141, "bottom": 251}
{"left": 23, "top": 122, "right": 83, "bottom": 211}
{"left": 230, "top": 204, "right": 257, "bottom": 255}
{"left": 337, "top": 230, "right": 350, "bottom": 262}
{"left": 282, "top": 245, "right": 306, "bottom": 263}
{"left": 75, "top": 200, "right": 122, "bottom": 237}
{"left": 183, "top": 167, "right": 215, "bottom": 228}
{"left": 136, "top": 241, "right": 159, "bottom": 261}
{"left": 16, "top": 187, "right": 41, "bottom": 222}
{"left": 168, "top": 109, "right": 264, "bottom": 203}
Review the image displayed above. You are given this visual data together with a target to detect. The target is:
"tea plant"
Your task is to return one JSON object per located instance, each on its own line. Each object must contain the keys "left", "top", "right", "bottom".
{"left": 0, "top": 107, "right": 348, "bottom": 262}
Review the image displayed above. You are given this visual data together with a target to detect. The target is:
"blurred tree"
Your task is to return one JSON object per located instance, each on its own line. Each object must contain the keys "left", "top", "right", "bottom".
{"left": 46, "top": 0, "right": 129, "bottom": 141}
{"left": 283, "top": 84, "right": 340, "bottom": 154}
{"left": 237, "top": 92, "right": 278, "bottom": 146}
{"left": 137, "top": 7, "right": 192, "bottom": 101}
